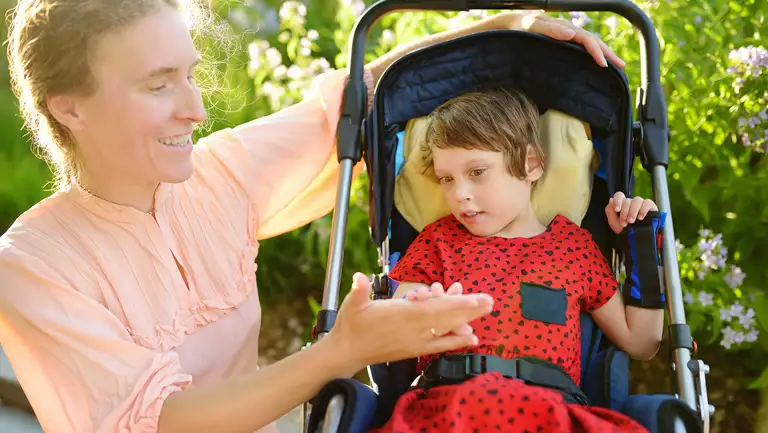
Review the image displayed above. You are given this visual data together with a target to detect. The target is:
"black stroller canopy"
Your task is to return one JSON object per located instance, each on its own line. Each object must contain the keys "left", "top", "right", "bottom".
{"left": 373, "top": 30, "right": 631, "bottom": 134}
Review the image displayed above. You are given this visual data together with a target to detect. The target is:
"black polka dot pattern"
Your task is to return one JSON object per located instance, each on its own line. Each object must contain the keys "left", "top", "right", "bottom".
{"left": 371, "top": 373, "right": 648, "bottom": 432}
{"left": 371, "top": 215, "right": 647, "bottom": 432}
{"left": 390, "top": 214, "right": 618, "bottom": 385}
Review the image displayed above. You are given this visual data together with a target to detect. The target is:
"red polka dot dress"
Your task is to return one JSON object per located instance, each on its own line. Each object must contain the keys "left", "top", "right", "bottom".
{"left": 370, "top": 214, "right": 648, "bottom": 432}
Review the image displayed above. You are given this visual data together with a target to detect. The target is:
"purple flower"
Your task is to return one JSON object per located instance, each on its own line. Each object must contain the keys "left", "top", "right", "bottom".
{"left": 684, "top": 292, "right": 695, "bottom": 304}
{"left": 720, "top": 306, "right": 733, "bottom": 322}
{"left": 697, "top": 232, "right": 727, "bottom": 270}
{"left": 569, "top": 12, "right": 591, "bottom": 28}
{"left": 738, "top": 307, "right": 756, "bottom": 328}
{"left": 697, "top": 291, "right": 714, "bottom": 306}
{"left": 721, "top": 326, "right": 740, "bottom": 349}
{"left": 725, "top": 265, "right": 746, "bottom": 288}
{"left": 742, "top": 133, "right": 752, "bottom": 147}
{"left": 728, "top": 46, "right": 768, "bottom": 77}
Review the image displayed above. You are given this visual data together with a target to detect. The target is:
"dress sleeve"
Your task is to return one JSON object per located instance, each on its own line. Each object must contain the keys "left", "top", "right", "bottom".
{"left": 193, "top": 68, "right": 372, "bottom": 241}
{"left": 389, "top": 223, "right": 445, "bottom": 286}
{"left": 580, "top": 235, "right": 620, "bottom": 312}
{"left": 0, "top": 248, "right": 192, "bottom": 433}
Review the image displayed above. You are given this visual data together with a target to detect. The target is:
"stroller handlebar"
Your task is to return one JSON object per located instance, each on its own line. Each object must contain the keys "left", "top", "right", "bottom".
{"left": 347, "top": 0, "right": 660, "bottom": 83}
{"left": 345, "top": 0, "right": 669, "bottom": 169}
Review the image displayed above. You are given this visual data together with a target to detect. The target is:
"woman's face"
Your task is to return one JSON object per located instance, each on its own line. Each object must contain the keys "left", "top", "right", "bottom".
{"left": 65, "top": 5, "right": 206, "bottom": 197}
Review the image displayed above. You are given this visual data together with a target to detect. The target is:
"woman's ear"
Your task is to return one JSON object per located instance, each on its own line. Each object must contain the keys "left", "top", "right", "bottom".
{"left": 47, "top": 94, "right": 86, "bottom": 132}
{"left": 525, "top": 146, "right": 544, "bottom": 183}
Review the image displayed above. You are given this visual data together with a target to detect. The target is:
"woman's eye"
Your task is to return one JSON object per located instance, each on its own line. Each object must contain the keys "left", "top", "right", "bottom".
{"left": 149, "top": 83, "right": 168, "bottom": 92}
{"left": 438, "top": 176, "right": 453, "bottom": 184}
{"left": 470, "top": 169, "right": 485, "bottom": 177}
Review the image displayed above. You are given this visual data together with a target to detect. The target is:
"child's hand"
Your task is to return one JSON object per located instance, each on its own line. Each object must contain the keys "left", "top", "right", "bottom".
{"left": 405, "top": 282, "right": 474, "bottom": 336}
{"left": 606, "top": 191, "right": 659, "bottom": 234}
{"left": 405, "top": 281, "right": 463, "bottom": 301}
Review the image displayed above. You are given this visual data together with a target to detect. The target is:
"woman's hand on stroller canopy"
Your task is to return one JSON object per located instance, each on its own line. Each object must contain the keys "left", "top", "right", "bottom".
{"left": 491, "top": 12, "right": 626, "bottom": 69}
{"left": 325, "top": 273, "right": 494, "bottom": 374}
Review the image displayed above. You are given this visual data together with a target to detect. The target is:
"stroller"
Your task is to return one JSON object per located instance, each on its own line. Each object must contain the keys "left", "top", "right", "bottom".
{"left": 303, "top": 1, "right": 713, "bottom": 432}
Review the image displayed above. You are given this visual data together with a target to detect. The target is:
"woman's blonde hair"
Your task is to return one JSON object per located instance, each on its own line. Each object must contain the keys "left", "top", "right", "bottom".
{"left": 424, "top": 87, "right": 545, "bottom": 182}
{"left": 6, "top": 0, "right": 222, "bottom": 189}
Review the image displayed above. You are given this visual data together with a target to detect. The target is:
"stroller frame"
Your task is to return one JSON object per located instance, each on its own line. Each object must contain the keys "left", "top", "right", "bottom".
{"left": 304, "top": 1, "right": 713, "bottom": 432}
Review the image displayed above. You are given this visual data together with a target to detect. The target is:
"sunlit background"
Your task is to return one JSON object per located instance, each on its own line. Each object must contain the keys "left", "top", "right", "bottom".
{"left": 0, "top": 0, "right": 766, "bottom": 431}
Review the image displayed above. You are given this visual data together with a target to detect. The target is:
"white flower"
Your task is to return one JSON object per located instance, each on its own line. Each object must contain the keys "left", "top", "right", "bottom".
{"left": 381, "top": 29, "right": 396, "bottom": 46}
{"left": 272, "top": 65, "right": 287, "bottom": 79}
{"left": 287, "top": 65, "right": 303, "bottom": 80}
{"left": 265, "top": 48, "right": 283, "bottom": 68}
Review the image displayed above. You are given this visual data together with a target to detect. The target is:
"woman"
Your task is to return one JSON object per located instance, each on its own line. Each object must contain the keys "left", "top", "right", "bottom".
{"left": 0, "top": 1, "right": 624, "bottom": 432}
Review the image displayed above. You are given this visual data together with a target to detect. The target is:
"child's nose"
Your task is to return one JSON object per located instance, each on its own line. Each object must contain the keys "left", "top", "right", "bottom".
{"left": 453, "top": 182, "right": 472, "bottom": 202}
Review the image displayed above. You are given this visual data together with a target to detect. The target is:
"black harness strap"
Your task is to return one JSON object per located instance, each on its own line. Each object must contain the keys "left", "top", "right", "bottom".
{"left": 416, "top": 354, "right": 589, "bottom": 406}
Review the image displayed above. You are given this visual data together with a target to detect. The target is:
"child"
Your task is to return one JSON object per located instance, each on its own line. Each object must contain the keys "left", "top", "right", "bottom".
{"left": 371, "top": 88, "right": 664, "bottom": 432}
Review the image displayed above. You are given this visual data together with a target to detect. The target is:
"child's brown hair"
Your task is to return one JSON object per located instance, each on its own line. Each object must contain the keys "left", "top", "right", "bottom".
{"left": 423, "top": 87, "right": 545, "bottom": 181}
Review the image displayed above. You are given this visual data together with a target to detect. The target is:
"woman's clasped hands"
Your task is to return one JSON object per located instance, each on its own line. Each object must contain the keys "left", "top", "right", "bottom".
{"left": 325, "top": 273, "right": 492, "bottom": 376}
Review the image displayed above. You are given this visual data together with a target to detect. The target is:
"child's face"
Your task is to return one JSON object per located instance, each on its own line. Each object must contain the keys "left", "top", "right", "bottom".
{"left": 432, "top": 147, "right": 541, "bottom": 237}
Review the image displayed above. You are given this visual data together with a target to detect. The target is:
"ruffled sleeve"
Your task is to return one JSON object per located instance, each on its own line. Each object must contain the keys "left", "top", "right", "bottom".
{"left": 0, "top": 246, "right": 192, "bottom": 433}
{"left": 193, "top": 68, "right": 371, "bottom": 241}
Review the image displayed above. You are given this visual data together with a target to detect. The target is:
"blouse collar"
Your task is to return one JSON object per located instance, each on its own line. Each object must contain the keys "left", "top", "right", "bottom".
{"left": 65, "top": 181, "right": 170, "bottom": 224}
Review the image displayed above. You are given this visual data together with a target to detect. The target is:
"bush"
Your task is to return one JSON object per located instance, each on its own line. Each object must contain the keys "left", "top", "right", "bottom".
{"left": 1, "top": 0, "right": 766, "bottom": 426}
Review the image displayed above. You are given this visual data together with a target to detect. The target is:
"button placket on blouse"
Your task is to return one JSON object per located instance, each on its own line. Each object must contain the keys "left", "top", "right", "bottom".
{"left": 146, "top": 209, "right": 192, "bottom": 294}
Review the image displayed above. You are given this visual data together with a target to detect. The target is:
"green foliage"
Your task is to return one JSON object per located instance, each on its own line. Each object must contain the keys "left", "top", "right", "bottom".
{"left": 1, "top": 0, "right": 767, "bottom": 396}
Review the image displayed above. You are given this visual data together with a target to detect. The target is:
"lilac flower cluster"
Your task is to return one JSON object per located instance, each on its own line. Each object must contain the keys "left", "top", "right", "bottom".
{"left": 695, "top": 229, "right": 728, "bottom": 280}
{"left": 719, "top": 303, "right": 760, "bottom": 349}
{"left": 738, "top": 109, "right": 768, "bottom": 153}
{"left": 680, "top": 229, "right": 759, "bottom": 350}
{"left": 727, "top": 46, "right": 767, "bottom": 152}
{"left": 569, "top": 12, "right": 591, "bottom": 28}
{"left": 728, "top": 46, "right": 768, "bottom": 81}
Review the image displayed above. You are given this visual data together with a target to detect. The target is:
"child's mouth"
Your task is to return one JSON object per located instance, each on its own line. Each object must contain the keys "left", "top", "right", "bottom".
{"left": 462, "top": 211, "right": 483, "bottom": 222}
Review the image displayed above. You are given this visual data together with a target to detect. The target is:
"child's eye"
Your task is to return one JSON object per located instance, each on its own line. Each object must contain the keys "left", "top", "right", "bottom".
{"left": 438, "top": 176, "right": 453, "bottom": 184}
{"left": 470, "top": 168, "right": 485, "bottom": 177}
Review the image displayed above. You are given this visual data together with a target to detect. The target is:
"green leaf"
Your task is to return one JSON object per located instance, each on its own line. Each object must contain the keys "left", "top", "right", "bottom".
{"left": 752, "top": 293, "right": 768, "bottom": 334}
{"left": 748, "top": 366, "right": 768, "bottom": 389}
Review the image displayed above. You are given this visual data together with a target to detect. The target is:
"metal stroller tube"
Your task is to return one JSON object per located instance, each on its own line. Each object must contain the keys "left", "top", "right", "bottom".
{"left": 312, "top": 0, "right": 706, "bottom": 431}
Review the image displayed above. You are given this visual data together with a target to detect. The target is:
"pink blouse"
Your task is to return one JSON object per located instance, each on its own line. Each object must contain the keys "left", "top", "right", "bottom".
{"left": 0, "top": 68, "right": 367, "bottom": 433}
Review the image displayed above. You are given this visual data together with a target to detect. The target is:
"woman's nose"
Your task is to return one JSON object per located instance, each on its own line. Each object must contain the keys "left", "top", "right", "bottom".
{"left": 176, "top": 83, "right": 207, "bottom": 124}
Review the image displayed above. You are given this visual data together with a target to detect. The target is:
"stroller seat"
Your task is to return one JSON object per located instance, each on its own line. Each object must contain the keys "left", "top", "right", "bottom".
{"left": 305, "top": 7, "right": 711, "bottom": 431}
